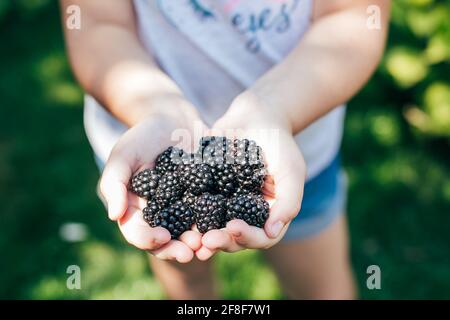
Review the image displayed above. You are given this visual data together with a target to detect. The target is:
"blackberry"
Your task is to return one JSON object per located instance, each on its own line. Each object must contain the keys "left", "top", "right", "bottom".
{"left": 197, "top": 136, "right": 234, "bottom": 166}
{"left": 155, "top": 146, "right": 187, "bottom": 174}
{"left": 233, "top": 163, "right": 266, "bottom": 192}
{"left": 193, "top": 193, "right": 227, "bottom": 233}
{"left": 143, "top": 200, "right": 160, "bottom": 227}
{"left": 197, "top": 136, "right": 239, "bottom": 194}
{"left": 178, "top": 163, "right": 215, "bottom": 195}
{"left": 181, "top": 191, "right": 198, "bottom": 208}
{"left": 230, "top": 187, "right": 262, "bottom": 198}
{"left": 211, "top": 163, "right": 237, "bottom": 195}
{"left": 226, "top": 193, "right": 269, "bottom": 228}
{"left": 233, "top": 139, "right": 266, "bottom": 192}
{"left": 150, "top": 200, "right": 195, "bottom": 239}
{"left": 129, "top": 169, "right": 160, "bottom": 199}
{"left": 155, "top": 171, "right": 185, "bottom": 207}
{"left": 234, "top": 139, "right": 263, "bottom": 164}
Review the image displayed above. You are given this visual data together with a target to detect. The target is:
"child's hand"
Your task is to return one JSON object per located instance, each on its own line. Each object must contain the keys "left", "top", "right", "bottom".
{"left": 99, "top": 113, "right": 206, "bottom": 263}
{"left": 196, "top": 96, "right": 307, "bottom": 260}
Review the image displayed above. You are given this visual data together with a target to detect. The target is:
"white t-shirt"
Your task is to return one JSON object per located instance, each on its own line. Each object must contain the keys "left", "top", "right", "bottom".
{"left": 84, "top": 0, "right": 345, "bottom": 180}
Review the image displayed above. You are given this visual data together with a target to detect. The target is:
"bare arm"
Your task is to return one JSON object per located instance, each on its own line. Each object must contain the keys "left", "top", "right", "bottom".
{"left": 60, "top": 0, "right": 206, "bottom": 261}
{"left": 225, "top": 0, "right": 391, "bottom": 133}
{"left": 60, "top": 0, "right": 198, "bottom": 128}
{"left": 203, "top": 0, "right": 391, "bottom": 257}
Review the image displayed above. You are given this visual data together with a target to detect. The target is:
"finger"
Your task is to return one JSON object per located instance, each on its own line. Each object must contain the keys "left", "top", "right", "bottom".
{"left": 152, "top": 240, "right": 194, "bottom": 263}
{"left": 202, "top": 229, "right": 241, "bottom": 253}
{"left": 118, "top": 205, "right": 171, "bottom": 250}
{"left": 179, "top": 230, "right": 202, "bottom": 251}
{"left": 226, "top": 219, "right": 273, "bottom": 249}
{"left": 265, "top": 166, "right": 305, "bottom": 239}
{"left": 262, "top": 175, "right": 277, "bottom": 199}
{"left": 100, "top": 153, "right": 134, "bottom": 220}
{"left": 195, "top": 245, "right": 216, "bottom": 261}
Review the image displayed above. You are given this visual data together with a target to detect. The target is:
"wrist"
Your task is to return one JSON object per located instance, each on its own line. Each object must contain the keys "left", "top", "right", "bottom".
{"left": 129, "top": 110, "right": 198, "bottom": 155}
{"left": 127, "top": 93, "right": 201, "bottom": 131}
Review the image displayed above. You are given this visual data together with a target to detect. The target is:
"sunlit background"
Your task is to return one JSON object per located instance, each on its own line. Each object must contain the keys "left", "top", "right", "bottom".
{"left": 0, "top": 0, "right": 449, "bottom": 299}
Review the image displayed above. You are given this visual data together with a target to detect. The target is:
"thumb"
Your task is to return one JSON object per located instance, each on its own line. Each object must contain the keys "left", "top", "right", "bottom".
{"left": 100, "top": 153, "right": 133, "bottom": 220}
{"left": 265, "top": 166, "right": 305, "bottom": 239}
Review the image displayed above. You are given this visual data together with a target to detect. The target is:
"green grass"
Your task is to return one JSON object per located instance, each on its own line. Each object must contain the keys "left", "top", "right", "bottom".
{"left": 0, "top": 1, "right": 449, "bottom": 299}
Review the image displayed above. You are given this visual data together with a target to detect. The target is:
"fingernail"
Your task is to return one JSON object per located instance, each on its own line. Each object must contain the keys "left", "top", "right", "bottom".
{"left": 106, "top": 202, "right": 114, "bottom": 219}
{"left": 270, "top": 221, "right": 283, "bottom": 238}
{"left": 156, "top": 235, "right": 169, "bottom": 245}
{"left": 107, "top": 199, "right": 118, "bottom": 220}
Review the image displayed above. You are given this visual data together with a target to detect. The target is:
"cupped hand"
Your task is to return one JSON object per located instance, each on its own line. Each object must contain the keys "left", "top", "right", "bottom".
{"left": 99, "top": 113, "right": 206, "bottom": 263}
{"left": 196, "top": 96, "right": 307, "bottom": 260}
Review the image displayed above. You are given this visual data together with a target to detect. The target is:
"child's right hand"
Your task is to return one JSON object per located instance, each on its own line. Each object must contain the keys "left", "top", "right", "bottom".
{"left": 197, "top": 94, "right": 307, "bottom": 260}
{"left": 99, "top": 112, "right": 206, "bottom": 263}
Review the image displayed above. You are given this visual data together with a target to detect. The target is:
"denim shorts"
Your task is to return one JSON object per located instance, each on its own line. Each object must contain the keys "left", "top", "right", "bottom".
{"left": 282, "top": 155, "right": 347, "bottom": 242}
{"left": 95, "top": 154, "right": 346, "bottom": 241}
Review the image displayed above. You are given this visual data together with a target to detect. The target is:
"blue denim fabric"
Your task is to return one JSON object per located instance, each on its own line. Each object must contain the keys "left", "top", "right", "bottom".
{"left": 282, "top": 155, "right": 347, "bottom": 241}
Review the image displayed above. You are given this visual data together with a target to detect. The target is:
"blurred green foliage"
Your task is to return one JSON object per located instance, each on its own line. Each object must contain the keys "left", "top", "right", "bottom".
{"left": 0, "top": 0, "right": 449, "bottom": 299}
{"left": 386, "top": 0, "right": 450, "bottom": 137}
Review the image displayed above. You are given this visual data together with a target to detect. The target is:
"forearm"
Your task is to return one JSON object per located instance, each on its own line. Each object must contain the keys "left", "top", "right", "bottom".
{"left": 232, "top": 1, "right": 390, "bottom": 134}
{"left": 61, "top": 1, "right": 197, "bottom": 128}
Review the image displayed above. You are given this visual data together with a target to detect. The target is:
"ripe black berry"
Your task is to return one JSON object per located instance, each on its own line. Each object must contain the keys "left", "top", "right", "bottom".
{"left": 193, "top": 193, "right": 227, "bottom": 233}
{"left": 150, "top": 200, "right": 195, "bottom": 239}
{"left": 198, "top": 136, "right": 234, "bottom": 166}
{"left": 178, "top": 163, "right": 215, "bottom": 195}
{"left": 182, "top": 191, "right": 198, "bottom": 208}
{"left": 211, "top": 163, "right": 237, "bottom": 195}
{"left": 226, "top": 193, "right": 269, "bottom": 228}
{"left": 234, "top": 139, "right": 263, "bottom": 165}
{"left": 155, "top": 146, "right": 187, "bottom": 174}
{"left": 143, "top": 200, "right": 160, "bottom": 227}
{"left": 233, "top": 163, "right": 266, "bottom": 192}
{"left": 155, "top": 171, "right": 185, "bottom": 207}
{"left": 233, "top": 139, "right": 266, "bottom": 192}
{"left": 129, "top": 169, "right": 160, "bottom": 199}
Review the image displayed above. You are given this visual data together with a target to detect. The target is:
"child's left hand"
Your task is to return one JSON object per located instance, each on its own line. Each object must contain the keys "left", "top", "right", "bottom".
{"left": 195, "top": 94, "right": 307, "bottom": 260}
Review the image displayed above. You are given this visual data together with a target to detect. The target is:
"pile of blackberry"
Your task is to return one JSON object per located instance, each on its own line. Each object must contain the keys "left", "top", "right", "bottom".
{"left": 129, "top": 137, "right": 269, "bottom": 239}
